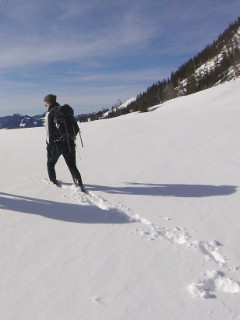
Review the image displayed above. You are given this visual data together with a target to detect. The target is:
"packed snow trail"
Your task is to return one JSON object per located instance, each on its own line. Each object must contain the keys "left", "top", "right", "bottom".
{"left": 50, "top": 178, "right": 240, "bottom": 300}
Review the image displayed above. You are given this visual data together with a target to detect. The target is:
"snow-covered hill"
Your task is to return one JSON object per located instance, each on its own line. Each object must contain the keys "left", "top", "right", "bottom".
{"left": 1, "top": 78, "right": 240, "bottom": 320}
{"left": 102, "top": 97, "right": 136, "bottom": 118}
{"left": 178, "top": 23, "right": 240, "bottom": 95}
{"left": 194, "top": 25, "right": 240, "bottom": 83}
{"left": 0, "top": 113, "right": 45, "bottom": 129}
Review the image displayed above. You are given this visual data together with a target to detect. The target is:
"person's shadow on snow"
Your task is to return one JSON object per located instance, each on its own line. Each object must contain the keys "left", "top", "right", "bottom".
{"left": 86, "top": 183, "right": 237, "bottom": 197}
{"left": 0, "top": 192, "right": 132, "bottom": 224}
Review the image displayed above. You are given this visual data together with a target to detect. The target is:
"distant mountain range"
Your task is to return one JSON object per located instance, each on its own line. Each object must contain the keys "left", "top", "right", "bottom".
{"left": 0, "top": 113, "right": 92, "bottom": 129}
{"left": 1, "top": 17, "right": 239, "bottom": 129}
{"left": 0, "top": 113, "right": 45, "bottom": 129}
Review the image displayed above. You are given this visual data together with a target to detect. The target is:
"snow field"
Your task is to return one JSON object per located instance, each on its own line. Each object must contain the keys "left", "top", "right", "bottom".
{"left": 1, "top": 78, "right": 240, "bottom": 319}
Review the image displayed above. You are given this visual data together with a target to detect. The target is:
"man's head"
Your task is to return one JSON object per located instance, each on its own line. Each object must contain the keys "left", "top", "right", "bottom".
{"left": 44, "top": 94, "right": 57, "bottom": 107}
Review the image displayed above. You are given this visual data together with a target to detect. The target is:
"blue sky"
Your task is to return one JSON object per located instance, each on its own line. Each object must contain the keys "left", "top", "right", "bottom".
{"left": 0, "top": 0, "right": 239, "bottom": 116}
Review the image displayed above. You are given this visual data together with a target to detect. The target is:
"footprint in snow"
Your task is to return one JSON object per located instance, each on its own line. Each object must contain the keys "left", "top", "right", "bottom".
{"left": 188, "top": 270, "right": 240, "bottom": 299}
{"left": 92, "top": 296, "right": 105, "bottom": 305}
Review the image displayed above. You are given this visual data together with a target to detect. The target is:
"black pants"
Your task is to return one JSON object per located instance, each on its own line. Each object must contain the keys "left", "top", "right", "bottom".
{"left": 47, "top": 140, "right": 83, "bottom": 185}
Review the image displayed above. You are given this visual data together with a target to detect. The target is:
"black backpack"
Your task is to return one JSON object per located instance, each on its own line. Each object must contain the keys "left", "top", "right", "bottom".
{"left": 53, "top": 104, "right": 79, "bottom": 141}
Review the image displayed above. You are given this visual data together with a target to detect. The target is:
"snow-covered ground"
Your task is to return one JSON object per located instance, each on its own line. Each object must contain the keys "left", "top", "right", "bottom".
{"left": 1, "top": 78, "right": 240, "bottom": 320}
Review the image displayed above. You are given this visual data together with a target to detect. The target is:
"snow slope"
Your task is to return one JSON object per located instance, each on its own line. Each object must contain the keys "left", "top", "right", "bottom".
{"left": 1, "top": 78, "right": 240, "bottom": 320}
{"left": 195, "top": 25, "right": 240, "bottom": 81}
{"left": 102, "top": 97, "right": 136, "bottom": 118}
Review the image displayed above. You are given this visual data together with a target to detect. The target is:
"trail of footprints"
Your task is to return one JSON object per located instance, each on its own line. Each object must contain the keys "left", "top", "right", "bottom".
{"left": 130, "top": 214, "right": 240, "bottom": 299}
{"left": 58, "top": 182, "right": 240, "bottom": 300}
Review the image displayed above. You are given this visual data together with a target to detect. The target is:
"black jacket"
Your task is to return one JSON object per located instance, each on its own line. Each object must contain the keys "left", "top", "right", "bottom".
{"left": 45, "top": 102, "right": 61, "bottom": 144}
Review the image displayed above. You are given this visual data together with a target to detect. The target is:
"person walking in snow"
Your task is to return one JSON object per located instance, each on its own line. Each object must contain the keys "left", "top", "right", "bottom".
{"left": 44, "top": 94, "right": 85, "bottom": 192}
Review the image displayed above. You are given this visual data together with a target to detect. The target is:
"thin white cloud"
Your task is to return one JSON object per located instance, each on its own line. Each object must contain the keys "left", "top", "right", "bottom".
{"left": 71, "top": 68, "right": 170, "bottom": 85}
{"left": 0, "top": 3, "right": 158, "bottom": 68}
{"left": 1, "top": 0, "right": 237, "bottom": 70}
